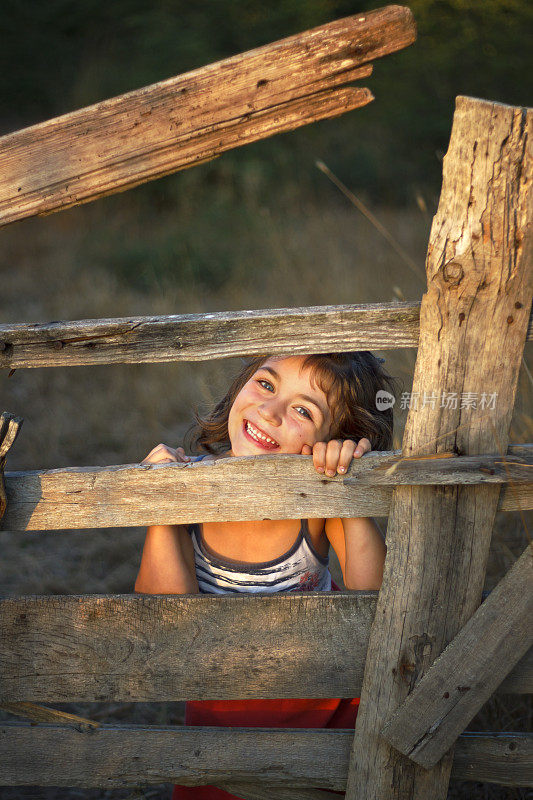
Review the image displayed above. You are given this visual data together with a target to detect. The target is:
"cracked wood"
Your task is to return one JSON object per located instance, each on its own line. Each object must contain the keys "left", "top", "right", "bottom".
{"left": 1, "top": 300, "right": 531, "bottom": 370}
{"left": 344, "top": 96, "right": 533, "bottom": 800}
{"left": 0, "top": 724, "right": 530, "bottom": 789}
{"left": 1, "top": 447, "right": 531, "bottom": 531}
{"left": 381, "top": 544, "right": 533, "bottom": 767}
{"left": 1, "top": 593, "right": 530, "bottom": 703}
{"left": 0, "top": 5, "right": 415, "bottom": 225}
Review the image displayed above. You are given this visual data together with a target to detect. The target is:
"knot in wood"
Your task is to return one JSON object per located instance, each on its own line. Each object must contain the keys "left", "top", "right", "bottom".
{"left": 442, "top": 261, "right": 464, "bottom": 286}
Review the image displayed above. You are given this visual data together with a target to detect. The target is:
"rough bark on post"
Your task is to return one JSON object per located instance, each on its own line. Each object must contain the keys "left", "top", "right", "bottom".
{"left": 345, "top": 96, "right": 532, "bottom": 800}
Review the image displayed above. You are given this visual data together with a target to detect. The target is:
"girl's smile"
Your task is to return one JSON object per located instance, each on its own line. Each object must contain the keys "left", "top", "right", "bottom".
{"left": 242, "top": 419, "right": 280, "bottom": 449}
{"left": 228, "top": 356, "right": 332, "bottom": 457}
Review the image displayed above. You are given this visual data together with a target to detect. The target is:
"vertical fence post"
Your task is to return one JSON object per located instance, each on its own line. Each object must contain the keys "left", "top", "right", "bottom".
{"left": 345, "top": 96, "right": 533, "bottom": 800}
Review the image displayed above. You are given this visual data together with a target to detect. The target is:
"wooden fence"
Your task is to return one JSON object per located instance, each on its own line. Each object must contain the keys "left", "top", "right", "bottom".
{"left": 1, "top": 6, "right": 532, "bottom": 799}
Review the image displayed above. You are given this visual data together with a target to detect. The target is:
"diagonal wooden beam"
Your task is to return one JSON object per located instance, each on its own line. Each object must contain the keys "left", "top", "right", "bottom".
{"left": 0, "top": 5, "right": 415, "bottom": 226}
{"left": 344, "top": 96, "right": 533, "bottom": 800}
{"left": 381, "top": 543, "right": 533, "bottom": 767}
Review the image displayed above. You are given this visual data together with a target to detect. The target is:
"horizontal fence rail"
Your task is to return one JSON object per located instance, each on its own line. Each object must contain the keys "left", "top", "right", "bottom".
{"left": 1, "top": 593, "right": 530, "bottom": 703}
{"left": 0, "top": 723, "right": 531, "bottom": 789}
{"left": 0, "top": 5, "right": 415, "bottom": 226}
{"left": 2, "top": 447, "right": 532, "bottom": 531}
{"left": 1, "top": 301, "right": 532, "bottom": 369}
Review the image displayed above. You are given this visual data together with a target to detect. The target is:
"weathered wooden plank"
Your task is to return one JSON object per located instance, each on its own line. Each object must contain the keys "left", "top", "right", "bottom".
{"left": 0, "top": 302, "right": 420, "bottom": 369}
{"left": 346, "top": 97, "right": 533, "bottom": 800}
{"left": 1, "top": 448, "right": 531, "bottom": 532}
{"left": 452, "top": 732, "right": 533, "bottom": 787}
{"left": 1, "top": 594, "right": 530, "bottom": 703}
{"left": 0, "top": 6, "right": 415, "bottom": 226}
{"left": 381, "top": 544, "right": 533, "bottom": 767}
{"left": 0, "top": 723, "right": 530, "bottom": 789}
{"left": 0, "top": 413, "right": 23, "bottom": 520}
{"left": 1, "top": 301, "right": 531, "bottom": 370}
{"left": 0, "top": 592, "right": 375, "bottom": 703}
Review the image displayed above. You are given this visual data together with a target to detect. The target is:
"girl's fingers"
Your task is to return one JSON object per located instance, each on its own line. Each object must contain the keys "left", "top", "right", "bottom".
{"left": 312, "top": 438, "right": 370, "bottom": 477}
{"left": 353, "top": 437, "right": 372, "bottom": 458}
{"left": 301, "top": 444, "right": 313, "bottom": 455}
{"left": 337, "top": 440, "right": 357, "bottom": 474}
{"left": 141, "top": 443, "right": 184, "bottom": 465}
{"left": 312, "top": 441, "right": 327, "bottom": 473}
{"left": 141, "top": 455, "right": 174, "bottom": 465}
{"left": 324, "top": 440, "right": 343, "bottom": 477}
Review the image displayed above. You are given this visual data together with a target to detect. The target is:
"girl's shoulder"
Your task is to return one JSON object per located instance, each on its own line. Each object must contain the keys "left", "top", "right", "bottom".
{"left": 191, "top": 451, "right": 232, "bottom": 463}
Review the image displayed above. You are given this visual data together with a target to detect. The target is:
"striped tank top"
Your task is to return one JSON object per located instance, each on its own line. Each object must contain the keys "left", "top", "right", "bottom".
{"left": 188, "top": 519, "right": 332, "bottom": 595}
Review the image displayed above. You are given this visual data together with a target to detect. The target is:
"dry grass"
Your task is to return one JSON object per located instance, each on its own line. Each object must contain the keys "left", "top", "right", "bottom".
{"left": 0, "top": 192, "right": 531, "bottom": 799}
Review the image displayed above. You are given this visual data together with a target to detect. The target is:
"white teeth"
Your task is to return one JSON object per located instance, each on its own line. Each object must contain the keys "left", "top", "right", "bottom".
{"left": 246, "top": 421, "right": 277, "bottom": 446}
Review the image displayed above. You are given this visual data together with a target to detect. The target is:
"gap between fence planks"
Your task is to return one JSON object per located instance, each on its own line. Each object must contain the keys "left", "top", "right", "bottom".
{"left": 1, "top": 447, "right": 531, "bottom": 531}
{"left": 381, "top": 543, "right": 533, "bottom": 768}
{"left": 1, "top": 300, "right": 532, "bottom": 370}
{"left": 345, "top": 97, "right": 533, "bottom": 800}
{"left": 0, "top": 5, "right": 415, "bottom": 226}
{"left": 1, "top": 593, "right": 530, "bottom": 704}
{"left": 0, "top": 723, "right": 530, "bottom": 789}
{"left": 0, "top": 702, "right": 100, "bottom": 731}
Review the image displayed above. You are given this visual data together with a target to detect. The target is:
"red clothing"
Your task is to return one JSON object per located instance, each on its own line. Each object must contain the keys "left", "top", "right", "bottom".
{"left": 172, "top": 581, "right": 359, "bottom": 800}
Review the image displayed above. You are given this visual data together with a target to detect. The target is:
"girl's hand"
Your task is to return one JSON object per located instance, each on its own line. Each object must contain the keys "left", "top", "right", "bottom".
{"left": 141, "top": 444, "right": 191, "bottom": 465}
{"left": 301, "top": 438, "right": 371, "bottom": 477}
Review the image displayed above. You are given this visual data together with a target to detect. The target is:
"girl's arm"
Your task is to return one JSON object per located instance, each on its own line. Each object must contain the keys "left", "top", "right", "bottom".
{"left": 325, "top": 516, "right": 386, "bottom": 590}
{"left": 309, "top": 438, "right": 385, "bottom": 589}
{"left": 136, "top": 443, "right": 201, "bottom": 594}
{"left": 134, "top": 524, "right": 199, "bottom": 594}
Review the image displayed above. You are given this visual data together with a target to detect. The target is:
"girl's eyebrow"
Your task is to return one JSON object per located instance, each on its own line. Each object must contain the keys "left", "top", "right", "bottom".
{"left": 260, "top": 365, "right": 328, "bottom": 420}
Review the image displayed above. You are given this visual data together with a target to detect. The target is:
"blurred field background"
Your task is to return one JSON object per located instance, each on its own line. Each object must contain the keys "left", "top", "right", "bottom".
{"left": 1, "top": 1, "right": 532, "bottom": 798}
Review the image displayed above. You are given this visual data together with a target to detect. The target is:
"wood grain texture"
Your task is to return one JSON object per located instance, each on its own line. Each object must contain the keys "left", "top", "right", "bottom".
{"left": 0, "top": 5, "right": 415, "bottom": 226}
{"left": 1, "top": 301, "right": 531, "bottom": 370}
{"left": 0, "top": 702, "right": 100, "bottom": 730}
{"left": 1, "top": 594, "right": 530, "bottom": 703}
{"left": 345, "top": 96, "right": 533, "bottom": 800}
{"left": 1, "top": 447, "right": 531, "bottom": 531}
{"left": 0, "top": 413, "right": 23, "bottom": 521}
{"left": 0, "top": 302, "right": 420, "bottom": 369}
{"left": 0, "top": 723, "right": 530, "bottom": 789}
{"left": 381, "top": 544, "right": 533, "bottom": 767}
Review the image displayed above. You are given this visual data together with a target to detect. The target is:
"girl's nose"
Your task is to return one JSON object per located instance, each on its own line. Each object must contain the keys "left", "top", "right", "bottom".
{"left": 258, "top": 400, "right": 283, "bottom": 426}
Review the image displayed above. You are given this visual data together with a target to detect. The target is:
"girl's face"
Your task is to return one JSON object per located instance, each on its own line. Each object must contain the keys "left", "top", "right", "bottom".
{"left": 227, "top": 356, "right": 332, "bottom": 457}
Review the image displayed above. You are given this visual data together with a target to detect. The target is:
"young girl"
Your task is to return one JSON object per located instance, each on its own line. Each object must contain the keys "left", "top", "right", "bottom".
{"left": 135, "top": 351, "right": 396, "bottom": 800}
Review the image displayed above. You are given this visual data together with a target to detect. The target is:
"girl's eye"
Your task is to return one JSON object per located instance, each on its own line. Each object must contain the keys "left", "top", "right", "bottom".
{"left": 258, "top": 379, "right": 274, "bottom": 391}
{"left": 296, "top": 406, "right": 312, "bottom": 420}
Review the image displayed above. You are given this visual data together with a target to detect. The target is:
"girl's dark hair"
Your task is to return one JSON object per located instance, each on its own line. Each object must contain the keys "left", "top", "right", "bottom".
{"left": 187, "top": 353, "right": 400, "bottom": 454}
